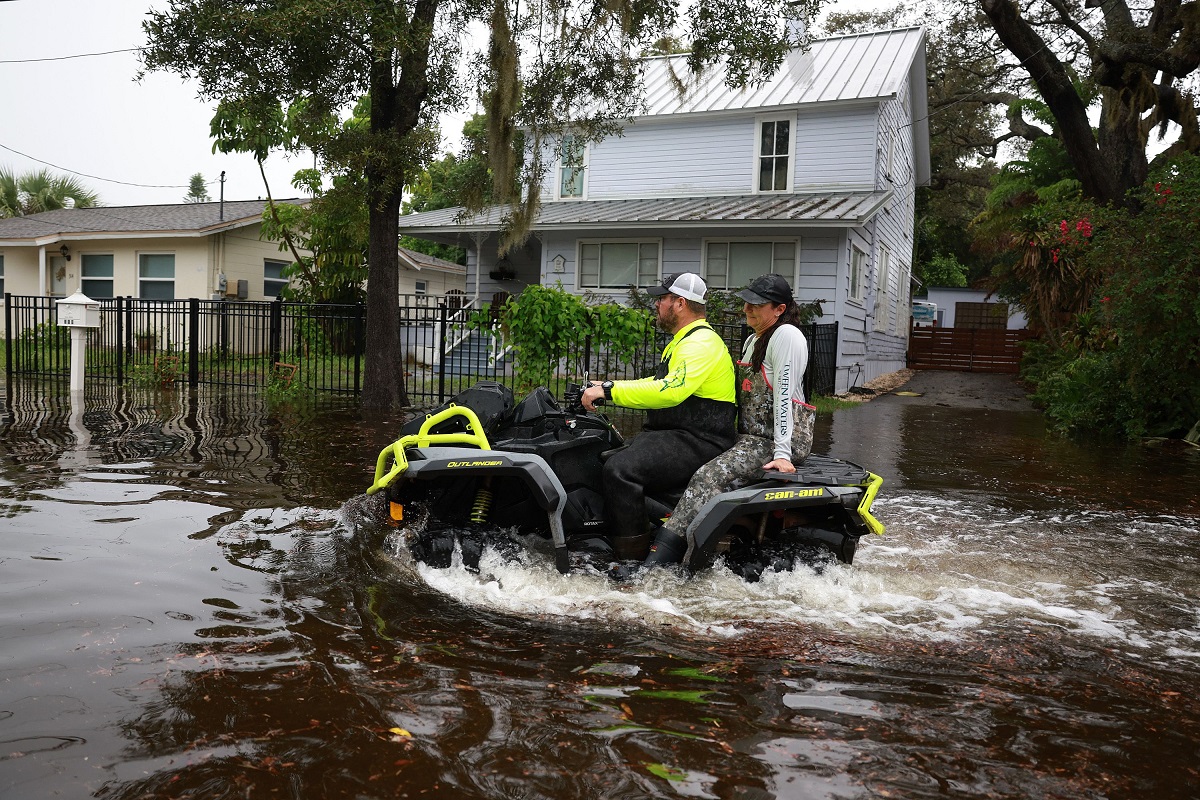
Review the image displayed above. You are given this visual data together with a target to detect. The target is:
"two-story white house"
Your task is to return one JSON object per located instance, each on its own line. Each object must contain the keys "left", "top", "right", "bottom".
{"left": 397, "top": 27, "right": 930, "bottom": 392}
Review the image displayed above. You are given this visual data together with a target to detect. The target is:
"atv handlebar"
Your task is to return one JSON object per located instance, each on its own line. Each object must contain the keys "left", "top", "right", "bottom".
{"left": 563, "top": 382, "right": 602, "bottom": 413}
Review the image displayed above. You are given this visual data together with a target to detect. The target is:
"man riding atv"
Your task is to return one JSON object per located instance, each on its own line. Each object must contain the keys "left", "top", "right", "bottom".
{"left": 580, "top": 272, "right": 737, "bottom": 560}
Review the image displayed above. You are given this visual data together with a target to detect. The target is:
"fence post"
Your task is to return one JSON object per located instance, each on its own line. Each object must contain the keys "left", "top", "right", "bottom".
{"left": 353, "top": 302, "right": 364, "bottom": 394}
{"left": 217, "top": 300, "right": 228, "bottom": 360}
{"left": 437, "top": 302, "right": 447, "bottom": 403}
{"left": 114, "top": 296, "right": 124, "bottom": 383}
{"left": 802, "top": 323, "right": 814, "bottom": 400}
{"left": 3, "top": 293, "right": 11, "bottom": 383}
{"left": 188, "top": 298, "right": 200, "bottom": 387}
{"left": 831, "top": 321, "right": 840, "bottom": 396}
{"left": 4, "top": 293, "right": 11, "bottom": 390}
{"left": 124, "top": 297, "right": 134, "bottom": 359}
{"left": 268, "top": 299, "right": 282, "bottom": 369}
{"left": 582, "top": 333, "right": 592, "bottom": 379}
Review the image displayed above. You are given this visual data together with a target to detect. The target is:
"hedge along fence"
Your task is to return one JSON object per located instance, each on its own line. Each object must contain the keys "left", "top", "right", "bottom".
{"left": 4, "top": 290, "right": 837, "bottom": 408}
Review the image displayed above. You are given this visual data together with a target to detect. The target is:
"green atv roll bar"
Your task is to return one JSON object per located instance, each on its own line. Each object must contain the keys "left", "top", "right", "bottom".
{"left": 859, "top": 472, "right": 885, "bottom": 536}
{"left": 367, "top": 405, "right": 491, "bottom": 496}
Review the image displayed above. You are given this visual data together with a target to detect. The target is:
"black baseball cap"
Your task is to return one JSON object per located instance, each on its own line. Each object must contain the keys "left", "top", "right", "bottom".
{"left": 736, "top": 274, "right": 794, "bottom": 305}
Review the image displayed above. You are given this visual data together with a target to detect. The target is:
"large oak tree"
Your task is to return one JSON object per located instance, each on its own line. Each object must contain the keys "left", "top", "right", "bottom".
{"left": 141, "top": 0, "right": 817, "bottom": 409}
{"left": 978, "top": 0, "right": 1200, "bottom": 205}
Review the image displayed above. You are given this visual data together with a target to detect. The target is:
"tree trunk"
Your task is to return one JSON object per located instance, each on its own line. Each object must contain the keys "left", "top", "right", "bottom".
{"left": 1098, "top": 87, "right": 1150, "bottom": 200}
{"left": 359, "top": 1, "right": 438, "bottom": 409}
{"left": 361, "top": 189, "right": 408, "bottom": 409}
{"left": 360, "top": 11, "right": 410, "bottom": 411}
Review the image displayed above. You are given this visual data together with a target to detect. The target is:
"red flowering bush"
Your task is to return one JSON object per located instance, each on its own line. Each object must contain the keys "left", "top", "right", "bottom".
{"left": 998, "top": 196, "right": 1108, "bottom": 341}
{"left": 1029, "top": 154, "right": 1200, "bottom": 437}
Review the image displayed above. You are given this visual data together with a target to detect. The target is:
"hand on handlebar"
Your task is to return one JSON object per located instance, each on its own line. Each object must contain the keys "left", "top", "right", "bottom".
{"left": 581, "top": 384, "right": 606, "bottom": 412}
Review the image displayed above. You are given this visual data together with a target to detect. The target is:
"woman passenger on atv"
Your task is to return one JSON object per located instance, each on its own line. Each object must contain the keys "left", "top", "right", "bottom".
{"left": 640, "top": 273, "right": 816, "bottom": 569}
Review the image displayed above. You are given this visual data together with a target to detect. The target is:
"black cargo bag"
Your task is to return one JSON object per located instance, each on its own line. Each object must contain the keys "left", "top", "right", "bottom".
{"left": 400, "top": 381, "right": 515, "bottom": 439}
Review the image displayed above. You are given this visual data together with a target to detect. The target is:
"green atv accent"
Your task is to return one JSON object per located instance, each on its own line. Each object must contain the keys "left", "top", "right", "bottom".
{"left": 368, "top": 405, "right": 491, "bottom": 495}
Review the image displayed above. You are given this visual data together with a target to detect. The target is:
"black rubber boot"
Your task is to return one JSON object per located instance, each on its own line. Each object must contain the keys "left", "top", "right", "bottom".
{"left": 641, "top": 527, "right": 687, "bottom": 568}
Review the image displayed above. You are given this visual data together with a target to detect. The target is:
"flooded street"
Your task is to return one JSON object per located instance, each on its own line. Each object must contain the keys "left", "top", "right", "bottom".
{"left": 1, "top": 377, "right": 1198, "bottom": 799}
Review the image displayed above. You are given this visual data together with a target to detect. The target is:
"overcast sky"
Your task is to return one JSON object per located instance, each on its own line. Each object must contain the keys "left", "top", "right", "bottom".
{"left": 0, "top": 0, "right": 881, "bottom": 209}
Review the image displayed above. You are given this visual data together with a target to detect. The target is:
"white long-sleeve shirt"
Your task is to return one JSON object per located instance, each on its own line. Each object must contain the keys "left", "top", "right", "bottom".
{"left": 741, "top": 325, "right": 811, "bottom": 461}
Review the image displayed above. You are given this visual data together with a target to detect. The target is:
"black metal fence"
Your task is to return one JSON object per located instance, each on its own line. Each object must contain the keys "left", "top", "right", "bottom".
{"left": 4, "top": 294, "right": 838, "bottom": 406}
{"left": 4, "top": 295, "right": 368, "bottom": 394}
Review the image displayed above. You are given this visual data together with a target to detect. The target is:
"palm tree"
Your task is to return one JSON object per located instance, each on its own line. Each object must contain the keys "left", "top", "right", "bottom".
{"left": 0, "top": 167, "right": 101, "bottom": 217}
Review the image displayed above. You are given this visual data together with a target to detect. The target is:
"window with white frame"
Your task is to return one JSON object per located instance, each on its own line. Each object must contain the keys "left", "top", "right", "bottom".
{"left": 81, "top": 253, "right": 114, "bottom": 299}
{"left": 558, "top": 134, "right": 587, "bottom": 199}
{"left": 704, "top": 240, "right": 797, "bottom": 291}
{"left": 578, "top": 240, "right": 659, "bottom": 289}
{"left": 264, "top": 259, "right": 289, "bottom": 299}
{"left": 756, "top": 116, "right": 793, "bottom": 192}
{"left": 849, "top": 245, "right": 866, "bottom": 303}
{"left": 873, "top": 247, "right": 891, "bottom": 332}
{"left": 414, "top": 280, "right": 428, "bottom": 296}
{"left": 138, "top": 253, "right": 175, "bottom": 300}
{"left": 0, "top": 254, "right": 4, "bottom": 296}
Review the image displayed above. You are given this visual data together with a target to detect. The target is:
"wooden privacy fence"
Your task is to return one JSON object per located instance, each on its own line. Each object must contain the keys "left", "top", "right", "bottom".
{"left": 907, "top": 325, "right": 1035, "bottom": 373}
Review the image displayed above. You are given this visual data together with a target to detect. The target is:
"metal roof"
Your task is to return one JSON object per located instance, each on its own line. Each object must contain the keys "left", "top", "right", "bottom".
{"left": 397, "top": 192, "right": 893, "bottom": 236}
{"left": 0, "top": 199, "right": 306, "bottom": 245}
{"left": 640, "top": 27, "right": 926, "bottom": 117}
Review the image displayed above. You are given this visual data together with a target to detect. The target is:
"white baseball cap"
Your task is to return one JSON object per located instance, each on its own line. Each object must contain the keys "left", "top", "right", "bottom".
{"left": 647, "top": 272, "right": 708, "bottom": 303}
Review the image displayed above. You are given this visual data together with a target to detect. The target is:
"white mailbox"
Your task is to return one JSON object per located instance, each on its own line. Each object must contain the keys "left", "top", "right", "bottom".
{"left": 56, "top": 291, "right": 102, "bottom": 328}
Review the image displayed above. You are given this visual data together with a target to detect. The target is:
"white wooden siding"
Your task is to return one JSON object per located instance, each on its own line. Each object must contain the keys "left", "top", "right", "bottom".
{"left": 794, "top": 105, "right": 877, "bottom": 190}
{"left": 834, "top": 227, "right": 871, "bottom": 390}
{"left": 857, "top": 85, "right": 915, "bottom": 382}
{"left": 553, "top": 117, "right": 755, "bottom": 200}
{"left": 538, "top": 104, "right": 880, "bottom": 200}
{"left": 794, "top": 235, "right": 838, "bottom": 313}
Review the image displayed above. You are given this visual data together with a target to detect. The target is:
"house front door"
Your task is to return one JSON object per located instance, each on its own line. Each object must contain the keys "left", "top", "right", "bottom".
{"left": 49, "top": 255, "right": 68, "bottom": 296}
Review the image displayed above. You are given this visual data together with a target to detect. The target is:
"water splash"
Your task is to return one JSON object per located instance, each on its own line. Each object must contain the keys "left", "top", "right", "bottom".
{"left": 370, "top": 491, "right": 1200, "bottom": 657}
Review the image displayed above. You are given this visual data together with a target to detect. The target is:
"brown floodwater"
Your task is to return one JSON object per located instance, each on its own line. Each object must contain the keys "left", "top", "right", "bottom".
{"left": 1, "top": 380, "right": 1198, "bottom": 799}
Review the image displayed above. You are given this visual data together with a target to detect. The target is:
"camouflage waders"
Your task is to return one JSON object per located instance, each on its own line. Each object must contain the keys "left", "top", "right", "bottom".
{"left": 662, "top": 362, "right": 815, "bottom": 540}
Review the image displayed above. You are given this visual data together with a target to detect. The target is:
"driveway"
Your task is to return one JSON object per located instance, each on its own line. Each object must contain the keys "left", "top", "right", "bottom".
{"left": 872, "top": 369, "right": 1036, "bottom": 412}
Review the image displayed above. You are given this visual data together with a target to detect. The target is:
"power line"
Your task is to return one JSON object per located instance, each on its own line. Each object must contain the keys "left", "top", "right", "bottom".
{"left": 0, "top": 47, "right": 145, "bottom": 65}
{"left": 0, "top": 141, "right": 203, "bottom": 189}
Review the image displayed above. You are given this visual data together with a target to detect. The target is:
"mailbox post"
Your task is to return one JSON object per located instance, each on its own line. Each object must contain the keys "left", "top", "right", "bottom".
{"left": 56, "top": 291, "right": 101, "bottom": 393}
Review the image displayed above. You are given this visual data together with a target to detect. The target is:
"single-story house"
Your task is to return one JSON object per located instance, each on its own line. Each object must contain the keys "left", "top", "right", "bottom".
{"left": 398, "top": 246, "right": 466, "bottom": 303}
{"left": 919, "top": 287, "right": 1029, "bottom": 330}
{"left": 396, "top": 26, "right": 930, "bottom": 393}
{"left": 0, "top": 199, "right": 307, "bottom": 310}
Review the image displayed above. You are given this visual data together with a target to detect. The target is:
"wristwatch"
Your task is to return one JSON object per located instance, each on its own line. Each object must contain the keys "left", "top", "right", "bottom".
{"left": 600, "top": 380, "right": 615, "bottom": 401}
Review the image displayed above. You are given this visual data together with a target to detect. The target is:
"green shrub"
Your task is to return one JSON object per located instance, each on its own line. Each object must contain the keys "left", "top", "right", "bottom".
{"left": 1021, "top": 154, "right": 1200, "bottom": 438}
{"left": 497, "top": 284, "right": 650, "bottom": 390}
{"left": 1030, "top": 350, "right": 1133, "bottom": 436}
{"left": 21, "top": 320, "right": 69, "bottom": 347}
{"left": 264, "top": 363, "right": 310, "bottom": 404}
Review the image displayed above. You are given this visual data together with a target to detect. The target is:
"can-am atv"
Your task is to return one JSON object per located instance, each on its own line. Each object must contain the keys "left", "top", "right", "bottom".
{"left": 366, "top": 381, "right": 884, "bottom": 581}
